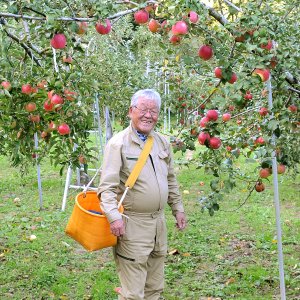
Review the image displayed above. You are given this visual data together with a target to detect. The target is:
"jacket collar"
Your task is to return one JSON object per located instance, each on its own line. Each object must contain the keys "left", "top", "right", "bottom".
{"left": 129, "top": 122, "right": 154, "bottom": 147}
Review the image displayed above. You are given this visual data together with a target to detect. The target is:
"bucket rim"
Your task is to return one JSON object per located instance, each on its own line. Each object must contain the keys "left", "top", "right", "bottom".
{"left": 75, "top": 191, "right": 123, "bottom": 217}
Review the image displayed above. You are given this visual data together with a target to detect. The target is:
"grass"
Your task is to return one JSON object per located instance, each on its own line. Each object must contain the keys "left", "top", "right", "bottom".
{"left": 0, "top": 154, "right": 299, "bottom": 300}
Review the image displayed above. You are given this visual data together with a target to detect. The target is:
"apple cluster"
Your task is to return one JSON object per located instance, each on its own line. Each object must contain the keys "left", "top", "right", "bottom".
{"left": 197, "top": 110, "right": 222, "bottom": 150}
{"left": 50, "top": 19, "right": 112, "bottom": 50}
{"left": 1, "top": 80, "right": 77, "bottom": 137}
{"left": 255, "top": 163, "right": 286, "bottom": 192}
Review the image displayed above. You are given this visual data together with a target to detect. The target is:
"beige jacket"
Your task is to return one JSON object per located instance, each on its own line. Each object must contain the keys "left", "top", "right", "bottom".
{"left": 97, "top": 124, "right": 184, "bottom": 223}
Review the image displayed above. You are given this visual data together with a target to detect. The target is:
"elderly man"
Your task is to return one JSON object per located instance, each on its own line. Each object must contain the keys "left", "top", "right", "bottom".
{"left": 98, "top": 89, "right": 186, "bottom": 300}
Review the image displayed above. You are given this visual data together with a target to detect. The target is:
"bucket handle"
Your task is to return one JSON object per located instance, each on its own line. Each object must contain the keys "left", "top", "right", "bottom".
{"left": 82, "top": 168, "right": 101, "bottom": 196}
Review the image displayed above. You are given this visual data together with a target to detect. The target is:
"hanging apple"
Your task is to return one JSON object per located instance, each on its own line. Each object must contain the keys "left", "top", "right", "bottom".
{"left": 50, "top": 34, "right": 67, "bottom": 49}
{"left": 58, "top": 123, "right": 70, "bottom": 135}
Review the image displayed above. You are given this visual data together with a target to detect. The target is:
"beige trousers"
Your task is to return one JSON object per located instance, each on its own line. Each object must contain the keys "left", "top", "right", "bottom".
{"left": 114, "top": 211, "right": 168, "bottom": 300}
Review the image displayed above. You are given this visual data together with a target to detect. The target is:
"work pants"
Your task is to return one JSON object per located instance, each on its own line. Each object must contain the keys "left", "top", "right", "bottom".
{"left": 114, "top": 211, "right": 168, "bottom": 300}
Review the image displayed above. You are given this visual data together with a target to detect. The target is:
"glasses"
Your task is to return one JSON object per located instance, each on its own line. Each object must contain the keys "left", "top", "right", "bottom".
{"left": 133, "top": 106, "right": 159, "bottom": 117}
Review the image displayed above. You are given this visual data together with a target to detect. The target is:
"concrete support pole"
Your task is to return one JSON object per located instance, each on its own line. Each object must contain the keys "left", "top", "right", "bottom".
{"left": 34, "top": 132, "right": 43, "bottom": 210}
{"left": 266, "top": 77, "right": 286, "bottom": 300}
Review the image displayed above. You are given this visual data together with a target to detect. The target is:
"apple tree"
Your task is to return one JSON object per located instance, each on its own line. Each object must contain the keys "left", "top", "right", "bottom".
{"left": 0, "top": 0, "right": 299, "bottom": 212}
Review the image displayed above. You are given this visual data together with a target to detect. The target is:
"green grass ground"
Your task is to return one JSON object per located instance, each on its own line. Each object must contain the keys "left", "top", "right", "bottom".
{"left": 0, "top": 155, "right": 299, "bottom": 300}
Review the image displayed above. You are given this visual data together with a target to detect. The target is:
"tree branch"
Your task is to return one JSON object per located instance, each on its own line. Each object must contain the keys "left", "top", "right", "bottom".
{"left": 231, "top": 106, "right": 260, "bottom": 119}
{"left": 0, "top": 12, "right": 44, "bottom": 21}
{"left": 198, "top": 3, "right": 300, "bottom": 86}
{"left": 200, "top": 2, "right": 229, "bottom": 26}
{"left": 221, "top": 183, "right": 256, "bottom": 213}
{"left": 23, "top": 6, "right": 46, "bottom": 17}
{"left": 223, "top": 0, "right": 243, "bottom": 12}
{"left": 190, "top": 80, "right": 222, "bottom": 115}
{"left": 115, "top": 0, "right": 139, "bottom": 5}
{"left": 0, "top": 7, "right": 140, "bottom": 22}
{"left": 285, "top": 71, "right": 298, "bottom": 85}
{"left": 1, "top": 1, "right": 299, "bottom": 85}
{"left": 3, "top": 28, "right": 41, "bottom": 66}
{"left": 288, "top": 86, "right": 300, "bottom": 95}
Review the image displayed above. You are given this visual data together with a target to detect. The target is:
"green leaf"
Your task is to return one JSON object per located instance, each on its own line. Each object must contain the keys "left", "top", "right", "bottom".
{"left": 267, "top": 119, "right": 279, "bottom": 131}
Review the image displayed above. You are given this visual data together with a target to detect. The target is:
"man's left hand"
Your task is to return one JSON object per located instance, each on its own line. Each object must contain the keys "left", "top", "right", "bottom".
{"left": 175, "top": 212, "right": 187, "bottom": 230}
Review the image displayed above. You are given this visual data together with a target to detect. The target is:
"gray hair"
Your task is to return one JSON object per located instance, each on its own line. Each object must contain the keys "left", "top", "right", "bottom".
{"left": 131, "top": 89, "right": 161, "bottom": 109}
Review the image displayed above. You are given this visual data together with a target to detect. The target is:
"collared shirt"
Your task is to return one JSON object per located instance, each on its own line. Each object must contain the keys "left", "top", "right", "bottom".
{"left": 136, "top": 130, "right": 148, "bottom": 142}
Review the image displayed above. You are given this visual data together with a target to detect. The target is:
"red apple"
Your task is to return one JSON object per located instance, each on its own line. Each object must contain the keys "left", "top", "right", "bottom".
{"left": 48, "top": 121, "right": 57, "bottom": 131}
{"left": 259, "top": 168, "right": 271, "bottom": 178}
{"left": 228, "top": 72, "right": 237, "bottom": 84}
{"left": 189, "top": 11, "right": 198, "bottom": 23}
{"left": 226, "top": 146, "right": 232, "bottom": 152}
{"left": 29, "top": 114, "right": 40, "bottom": 123}
{"left": 22, "top": 84, "right": 32, "bottom": 94}
{"left": 58, "top": 123, "right": 70, "bottom": 135}
{"left": 145, "top": 5, "right": 154, "bottom": 12}
{"left": 288, "top": 105, "right": 297, "bottom": 113}
{"left": 37, "top": 80, "right": 47, "bottom": 89}
{"left": 134, "top": 10, "right": 149, "bottom": 24}
{"left": 214, "top": 67, "right": 222, "bottom": 79}
{"left": 43, "top": 100, "right": 54, "bottom": 111}
{"left": 255, "top": 136, "right": 265, "bottom": 145}
{"left": 169, "top": 35, "right": 181, "bottom": 44}
{"left": 62, "top": 56, "right": 73, "bottom": 63}
{"left": 244, "top": 91, "right": 253, "bottom": 100}
{"left": 198, "top": 132, "right": 210, "bottom": 145}
{"left": 76, "top": 22, "right": 88, "bottom": 35}
{"left": 253, "top": 68, "right": 270, "bottom": 82}
{"left": 277, "top": 164, "right": 286, "bottom": 174}
{"left": 229, "top": 105, "right": 235, "bottom": 111}
{"left": 148, "top": 19, "right": 160, "bottom": 33}
{"left": 222, "top": 113, "right": 231, "bottom": 122}
{"left": 25, "top": 102, "right": 37, "bottom": 112}
{"left": 64, "top": 89, "right": 77, "bottom": 101}
{"left": 209, "top": 137, "right": 222, "bottom": 149}
{"left": 269, "top": 56, "right": 278, "bottom": 69}
{"left": 199, "top": 116, "right": 210, "bottom": 128}
{"left": 259, "top": 107, "right": 268, "bottom": 116}
{"left": 41, "top": 131, "right": 48, "bottom": 138}
{"left": 255, "top": 182, "right": 265, "bottom": 192}
{"left": 78, "top": 154, "right": 87, "bottom": 164}
{"left": 95, "top": 19, "right": 111, "bottom": 34}
{"left": 235, "top": 33, "right": 246, "bottom": 42}
{"left": 261, "top": 40, "right": 272, "bottom": 50}
{"left": 206, "top": 110, "right": 218, "bottom": 121}
{"left": 198, "top": 45, "right": 213, "bottom": 60}
{"left": 172, "top": 21, "right": 188, "bottom": 35}
{"left": 51, "top": 94, "right": 64, "bottom": 105}
{"left": 48, "top": 90, "right": 54, "bottom": 100}
{"left": 247, "top": 28, "right": 256, "bottom": 36}
{"left": 161, "top": 20, "right": 171, "bottom": 32}
{"left": 32, "top": 87, "right": 38, "bottom": 93}
{"left": 1, "top": 81, "right": 11, "bottom": 90}
{"left": 50, "top": 33, "right": 66, "bottom": 49}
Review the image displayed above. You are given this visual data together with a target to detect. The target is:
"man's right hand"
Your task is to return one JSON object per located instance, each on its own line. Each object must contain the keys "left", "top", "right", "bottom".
{"left": 110, "top": 219, "right": 125, "bottom": 237}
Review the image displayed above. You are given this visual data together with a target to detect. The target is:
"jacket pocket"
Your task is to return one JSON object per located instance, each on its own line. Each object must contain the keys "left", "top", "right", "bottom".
{"left": 158, "top": 150, "right": 169, "bottom": 176}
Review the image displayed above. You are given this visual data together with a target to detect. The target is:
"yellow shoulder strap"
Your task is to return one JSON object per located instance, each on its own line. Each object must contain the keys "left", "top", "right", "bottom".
{"left": 125, "top": 136, "right": 154, "bottom": 189}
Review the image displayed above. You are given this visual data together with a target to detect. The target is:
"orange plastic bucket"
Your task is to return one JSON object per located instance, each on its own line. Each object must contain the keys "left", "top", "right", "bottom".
{"left": 65, "top": 191, "right": 124, "bottom": 251}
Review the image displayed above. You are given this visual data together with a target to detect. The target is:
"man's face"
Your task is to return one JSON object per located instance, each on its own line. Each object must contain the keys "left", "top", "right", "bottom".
{"left": 129, "top": 96, "right": 159, "bottom": 134}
